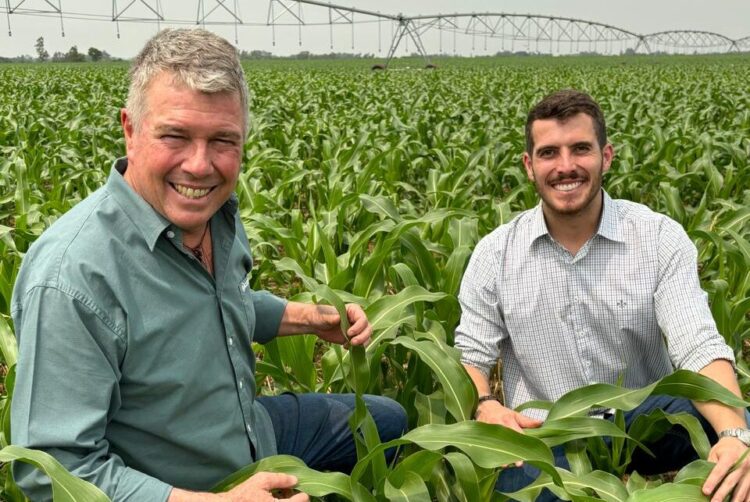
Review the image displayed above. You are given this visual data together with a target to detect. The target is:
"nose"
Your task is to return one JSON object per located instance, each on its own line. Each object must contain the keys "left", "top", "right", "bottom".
{"left": 556, "top": 149, "right": 577, "bottom": 175}
{"left": 182, "top": 141, "right": 213, "bottom": 177}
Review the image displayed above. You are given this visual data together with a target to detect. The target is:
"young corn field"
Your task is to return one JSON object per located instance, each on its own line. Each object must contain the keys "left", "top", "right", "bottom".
{"left": 1, "top": 55, "right": 750, "bottom": 501}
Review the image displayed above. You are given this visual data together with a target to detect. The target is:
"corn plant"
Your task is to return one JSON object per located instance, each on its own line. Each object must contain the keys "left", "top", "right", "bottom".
{"left": 0, "top": 55, "right": 749, "bottom": 500}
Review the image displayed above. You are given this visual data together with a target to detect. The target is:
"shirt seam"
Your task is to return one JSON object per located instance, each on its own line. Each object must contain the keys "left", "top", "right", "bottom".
{"left": 23, "top": 283, "right": 126, "bottom": 342}
{"left": 52, "top": 191, "right": 108, "bottom": 287}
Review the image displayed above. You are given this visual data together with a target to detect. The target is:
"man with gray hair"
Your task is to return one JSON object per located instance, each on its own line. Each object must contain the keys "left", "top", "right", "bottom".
{"left": 10, "top": 28, "right": 406, "bottom": 501}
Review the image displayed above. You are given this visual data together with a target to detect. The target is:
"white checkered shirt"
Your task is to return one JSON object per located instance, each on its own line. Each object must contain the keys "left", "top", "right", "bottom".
{"left": 455, "top": 191, "right": 734, "bottom": 419}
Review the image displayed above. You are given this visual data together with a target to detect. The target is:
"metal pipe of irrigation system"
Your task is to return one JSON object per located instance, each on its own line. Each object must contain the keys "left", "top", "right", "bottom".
{"left": 292, "top": 0, "right": 400, "bottom": 21}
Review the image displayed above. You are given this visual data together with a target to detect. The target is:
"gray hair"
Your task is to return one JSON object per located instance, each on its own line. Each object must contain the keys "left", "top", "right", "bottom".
{"left": 126, "top": 28, "right": 249, "bottom": 137}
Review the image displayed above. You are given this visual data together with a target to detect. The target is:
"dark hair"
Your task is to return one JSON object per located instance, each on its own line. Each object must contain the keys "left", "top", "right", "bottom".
{"left": 525, "top": 90, "right": 607, "bottom": 154}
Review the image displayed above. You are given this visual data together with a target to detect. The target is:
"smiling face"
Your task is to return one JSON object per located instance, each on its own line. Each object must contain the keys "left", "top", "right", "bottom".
{"left": 121, "top": 72, "right": 245, "bottom": 244}
{"left": 523, "top": 112, "right": 613, "bottom": 221}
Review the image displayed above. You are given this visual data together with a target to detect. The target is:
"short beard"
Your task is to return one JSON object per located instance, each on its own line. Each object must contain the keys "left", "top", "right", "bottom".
{"left": 533, "top": 163, "right": 604, "bottom": 218}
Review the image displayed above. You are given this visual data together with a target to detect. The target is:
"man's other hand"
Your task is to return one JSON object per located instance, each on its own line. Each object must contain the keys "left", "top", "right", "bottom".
{"left": 475, "top": 400, "right": 543, "bottom": 434}
{"left": 278, "top": 302, "right": 371, "bottom": 346}
{"left": 169, "top": 473, "right": 308, "bottom": 501}
{"left": 219, "top": 472, "right": 309, "bottom": 501}
{"left": 475, "top": 400, "right": 543, "bottom": 467}
{"left": 311, "top": 303, "right": 372, "bottom": 347}
{"left": 702, "top": 437, "right": 750, "bottom": 502}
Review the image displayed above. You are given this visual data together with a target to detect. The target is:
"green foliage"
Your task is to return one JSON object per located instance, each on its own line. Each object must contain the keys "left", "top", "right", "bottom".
{"left": 0, "top": 446, "right": 109, "bottom": 502}
{"left": 215, "top": 371, "right": 749, "bottom": 501}
{"left": 1, "top": 55, "right": 749, "bottom": 500}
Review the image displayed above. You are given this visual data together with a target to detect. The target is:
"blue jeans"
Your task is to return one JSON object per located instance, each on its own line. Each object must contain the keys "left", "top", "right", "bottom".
{"left": 257, "top": 393, "right": 407, "bottom": 473}
{"left": 496, "top": 395, "right": 739, "bottom": 501}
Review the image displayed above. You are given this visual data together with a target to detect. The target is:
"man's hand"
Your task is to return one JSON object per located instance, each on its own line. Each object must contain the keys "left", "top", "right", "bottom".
{"left": 311, "top": 303, "right": 371, "bottom": 346}
{"left": 278, "top": 302, "right": 371, "bottom": 345}
{"left": 219, "top": 473, "right": 309, "bottom": 502}
{"left": 702, "top": 437, "right": 750, "bottom": 502}
{"left": 695, "top": 359, "right": 750, "bottom": 501}
{"left": 169, "top": 473, "right": 308, "bottom": 501}
{"left": 475, "top": 399, "right": 542, "bottom": 467}
{"left": 474, "top": 399, "right": 542, "bottom": 434}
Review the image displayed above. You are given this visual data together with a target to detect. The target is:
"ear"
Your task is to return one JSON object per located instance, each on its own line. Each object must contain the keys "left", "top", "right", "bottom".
{"left": 522, "top": 152, "right": 534, "bottom": 181}
{"left": 601, "top": 143, "right": 614, "bottom": 174}
{"left": 121, "top": 108, "right": 135, "bottom": 152}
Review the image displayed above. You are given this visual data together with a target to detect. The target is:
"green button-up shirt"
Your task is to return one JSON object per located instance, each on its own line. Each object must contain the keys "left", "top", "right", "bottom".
{"left": 11, "top": 159, "right": 287, "bottom": 501}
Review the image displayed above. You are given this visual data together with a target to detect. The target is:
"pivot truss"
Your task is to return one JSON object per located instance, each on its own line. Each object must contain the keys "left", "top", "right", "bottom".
{"left": 267, "top": 2, "right": 748, "bottom": 65}
{"left": 639, "top": 30, "right": 740, "bottom": 53}
{"left": 2, "top": 0, "right": 748, "bottom": 65}
{"left": 409, "top": 14, "right": 640, "bottom": 57}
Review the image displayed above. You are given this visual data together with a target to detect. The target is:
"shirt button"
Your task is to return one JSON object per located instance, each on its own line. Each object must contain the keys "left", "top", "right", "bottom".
{"left": 228, "top": 337, "right": 233, "bottom": 346}
{"left": 239, "top": 380, "right": 244, "bottom": 389}
{"left": 246, "top": 424, "right": 252, "bottom": 432}
{"left": 166, "top": 230, "right": 175, "bottom": 239}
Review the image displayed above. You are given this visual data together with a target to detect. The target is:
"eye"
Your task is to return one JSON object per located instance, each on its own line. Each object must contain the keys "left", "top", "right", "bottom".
{"left": 212, "top": 137, "right": 242, "bottom": 151}
{"left": 537, "top": 148, "right": 556, "bottom": 158}
{"left": 215, "top": 138, "right": 237, "bottom": 146}
{"left": 573, "top": 144, "right": 592, "bottom": 154}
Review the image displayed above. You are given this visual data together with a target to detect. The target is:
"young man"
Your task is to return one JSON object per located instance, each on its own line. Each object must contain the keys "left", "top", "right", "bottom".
{"left": 455, "top": 90, "right": 750, "bottom": 502}
{"left": 11, "top": 29, "right": 406, "bottom": 502}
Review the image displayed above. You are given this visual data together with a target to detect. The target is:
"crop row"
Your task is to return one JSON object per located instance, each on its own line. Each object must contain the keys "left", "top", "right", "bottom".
{"left": 0, "top": 55, "right": 749, "bottom": 500}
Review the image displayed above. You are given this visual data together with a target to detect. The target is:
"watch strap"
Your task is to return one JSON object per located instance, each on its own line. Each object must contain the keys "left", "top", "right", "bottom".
{"left": 719, "top": 427, "right": 750, "bottom": 447}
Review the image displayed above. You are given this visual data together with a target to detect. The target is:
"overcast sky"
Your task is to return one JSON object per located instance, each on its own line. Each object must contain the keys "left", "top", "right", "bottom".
{"left": 2, "top": 0, "right": 749, "bottom": 58}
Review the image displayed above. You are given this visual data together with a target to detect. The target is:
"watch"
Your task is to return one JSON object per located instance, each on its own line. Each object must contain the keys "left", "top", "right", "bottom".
{"left": 719, "top": 428, "right": 750, "bottom": 447}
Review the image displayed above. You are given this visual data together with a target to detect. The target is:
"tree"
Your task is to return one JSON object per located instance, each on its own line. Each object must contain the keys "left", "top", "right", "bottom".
{"left": 34, "top": 37, "right": 49, "bottom": 62}
{"left": 88, "top": 47, "right": 103, "bottom": 62}
{"left": 64, "top": 45, "right": 85, "bottom": 63}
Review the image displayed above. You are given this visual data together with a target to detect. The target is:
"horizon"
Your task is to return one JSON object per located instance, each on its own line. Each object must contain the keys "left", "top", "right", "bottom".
{"left": 1, "top": 1, "right": 749, "bottom": 60}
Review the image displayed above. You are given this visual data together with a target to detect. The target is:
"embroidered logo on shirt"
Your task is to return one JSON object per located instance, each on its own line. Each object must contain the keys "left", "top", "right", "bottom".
{"left": 617, "top": 300, "right": 627, "bottom": 309}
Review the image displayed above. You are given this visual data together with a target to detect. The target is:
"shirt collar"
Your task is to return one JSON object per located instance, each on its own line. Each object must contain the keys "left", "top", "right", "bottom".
{"left": 528, "top": 204, "right": 549, "bottom": 248}
{"left": 527, "top": 189, "right": 624, "bottom": 249}
{"left": 596, "top": 191, "right": 625, "bottom": 243}
{"left": 106, "top": 158, "right": 239, "bottom": 251}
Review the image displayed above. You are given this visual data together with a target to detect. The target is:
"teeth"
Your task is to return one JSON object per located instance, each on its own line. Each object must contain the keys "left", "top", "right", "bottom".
{"left": 554, "top": 181, "right": 583, "bottom": 192}
{"left": 174, "top": 184, "right": 211, "bottom": 199}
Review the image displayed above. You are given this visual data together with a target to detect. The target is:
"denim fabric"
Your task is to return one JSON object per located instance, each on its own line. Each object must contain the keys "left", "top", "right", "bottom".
{"left": 257, "top": 393, "right": 407, "bottom": 472}
{"left": 624, "top": 394, "right": 716, "bottom": 474}
{"left": 496, "top": 396, "right": 746, "bottom": 501}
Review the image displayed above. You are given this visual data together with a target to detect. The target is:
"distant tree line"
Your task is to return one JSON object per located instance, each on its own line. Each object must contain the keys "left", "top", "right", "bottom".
{"left": 0, "top": 37, "right": 121, "bottom": 63}
{"left": 239, "top": 49, "right": 376, "bottom": 60}
{"left": 34, "top": 37, "right": 114, "bottom": 62}
{"left": 0, "top": 39, "right": 677, "bottom": 65}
